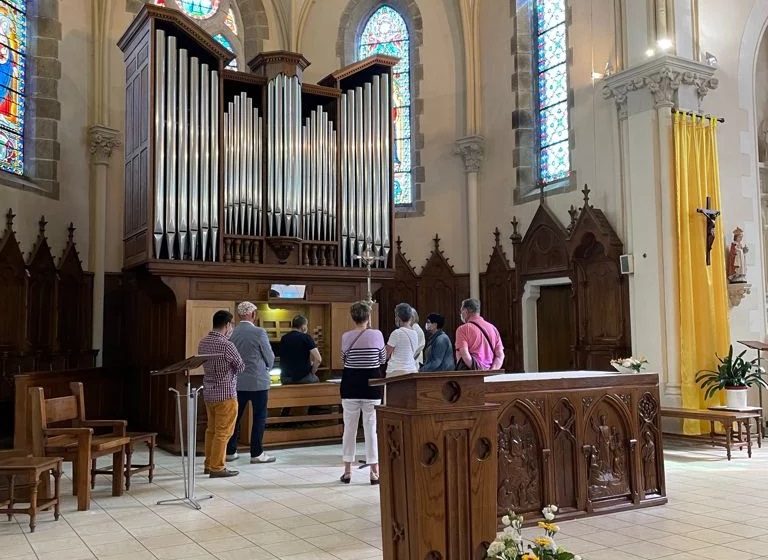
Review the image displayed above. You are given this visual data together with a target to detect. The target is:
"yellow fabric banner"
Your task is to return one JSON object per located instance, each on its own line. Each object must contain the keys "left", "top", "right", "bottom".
{"left": 673, "top": 113, "right": 730, "bottom": 434}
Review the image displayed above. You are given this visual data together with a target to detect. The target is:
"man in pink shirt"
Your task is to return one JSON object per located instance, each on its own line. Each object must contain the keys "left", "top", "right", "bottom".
{"left": 455, "top": 298, "right": 504, "bottom": 370}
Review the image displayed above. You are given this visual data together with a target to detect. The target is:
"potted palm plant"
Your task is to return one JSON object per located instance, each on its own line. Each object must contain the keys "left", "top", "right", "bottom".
{"left": 695, "top": 345, "right": 768, "bottom": 409}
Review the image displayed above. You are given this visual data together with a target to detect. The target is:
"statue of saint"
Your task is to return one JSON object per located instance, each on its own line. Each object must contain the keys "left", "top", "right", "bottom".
{"left": 727, "top": 227, "right": 749, "bottom": 283}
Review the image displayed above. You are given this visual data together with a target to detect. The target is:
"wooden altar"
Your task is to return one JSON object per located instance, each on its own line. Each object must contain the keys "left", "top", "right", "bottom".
{"left": 486, "top": 371, "right": 666, "bottom": 522}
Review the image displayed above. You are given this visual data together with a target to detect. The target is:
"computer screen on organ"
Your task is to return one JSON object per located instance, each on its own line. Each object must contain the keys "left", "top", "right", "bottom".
{"left": 269, "top": 284, "right": 307, "bottom": 299}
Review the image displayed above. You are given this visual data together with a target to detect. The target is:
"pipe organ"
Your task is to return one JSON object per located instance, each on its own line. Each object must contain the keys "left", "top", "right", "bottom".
{"left": 119, "top": 5, "right": 396, "bottom": 272}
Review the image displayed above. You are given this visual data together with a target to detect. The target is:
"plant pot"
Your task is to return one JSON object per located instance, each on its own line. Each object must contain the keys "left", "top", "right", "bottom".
{"left": 725, "top": 386, "right": 749, "bottom": 409}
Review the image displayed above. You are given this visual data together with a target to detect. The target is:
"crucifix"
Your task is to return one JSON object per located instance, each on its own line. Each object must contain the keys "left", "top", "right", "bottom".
{"left": 354, "top": 247, "right": 385, "bottom": 306}
{"left": 696, "top": 196, "right": 720, "bottom": 266}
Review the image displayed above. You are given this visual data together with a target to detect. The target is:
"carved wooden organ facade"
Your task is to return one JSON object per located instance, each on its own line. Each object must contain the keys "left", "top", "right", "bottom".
{"left": 119, "top": 5, "right": 395, "bottom": 270}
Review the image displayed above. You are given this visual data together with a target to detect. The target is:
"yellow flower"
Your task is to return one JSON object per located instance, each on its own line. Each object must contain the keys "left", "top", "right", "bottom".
{"left": 521, "top": 554, "right": 539, "bottom": 560}
{"left": 533, "top": 536, "right": 554, "bottom": 548}
{"left": 537, "top": 521, "right": 560, "bottom": 533}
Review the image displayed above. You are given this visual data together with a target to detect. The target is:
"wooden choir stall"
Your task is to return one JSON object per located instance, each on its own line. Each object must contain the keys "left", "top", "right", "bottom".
{"left": 113, "top": 4, "right": 397, "bottom": 451}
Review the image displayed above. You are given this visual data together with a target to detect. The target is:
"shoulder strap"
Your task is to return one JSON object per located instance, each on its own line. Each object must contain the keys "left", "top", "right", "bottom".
{"left": 342, "top": 328, "right": 368, "bottom": 360}
{"left": 467, "top": 320, "right": 493, "bottom": 349}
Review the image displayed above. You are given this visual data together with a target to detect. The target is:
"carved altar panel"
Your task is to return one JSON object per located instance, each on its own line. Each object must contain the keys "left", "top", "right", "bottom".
{"left": 26, "top": 218, "right": 58, "bottom": 351}
{"left": 551, "top": 397, "right": 578, "bottom": 510}
{"left": 638, "top": 392, "right": 663, "bottom": 496}
{"left": 0, "top": 210, "right": 27, "bottom": 352}
{"left": 583, "top": 396, "right": 632, "bottom": 502}
{"left": 497, "top": 400, "right": 545, "bottom": 516}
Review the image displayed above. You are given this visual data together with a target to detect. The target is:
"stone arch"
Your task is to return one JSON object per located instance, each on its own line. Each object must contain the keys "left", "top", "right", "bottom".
{"left": 337, "top": 0, "right": 425, "bottom": 216}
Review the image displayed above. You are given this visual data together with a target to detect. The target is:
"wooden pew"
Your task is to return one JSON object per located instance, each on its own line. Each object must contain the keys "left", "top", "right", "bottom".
{"left": 660, "top": 407, "right": 762, "bottom": 460}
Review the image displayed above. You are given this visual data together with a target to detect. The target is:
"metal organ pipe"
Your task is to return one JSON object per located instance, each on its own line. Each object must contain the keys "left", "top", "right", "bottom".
{"left": 165, "top": 35, "right": 178, "bottom": 258}
{"left": 340, "top": 94, "right": 348, "bottom": 265}
{"left": 363, "top": 82, "right": 373, "bottom": 254}
{"left": 372, "top": 75, "right": 381, "bottom": 264}
{"left": 189, "top": 57, "right": 200, "bottom": 261}
{"left": 200, "top": 64, "right": 210, "bottom": 261}
{"left": 177, "top": 48, "right": 189, "bottom": 260}
{"left": 354, "top": 87, "right": 364, "bottom": 262}
{"left": 380, "top": 73, "right": 391, "bottom": 266}
{"left": 210, "top": 70, "right": 219, "bottom": 262}
{"left": 153, "top": 30, "right": 166, "bottom": 259}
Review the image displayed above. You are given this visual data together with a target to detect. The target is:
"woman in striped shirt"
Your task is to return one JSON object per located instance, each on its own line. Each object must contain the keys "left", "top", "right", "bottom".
{"left": 339, "top": 301, "right": 387, "bottom": 485}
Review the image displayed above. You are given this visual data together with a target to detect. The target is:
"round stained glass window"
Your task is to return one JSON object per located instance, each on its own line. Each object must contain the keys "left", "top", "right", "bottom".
{"left": 179, "top": 0, "right": 220, "bottom": 19}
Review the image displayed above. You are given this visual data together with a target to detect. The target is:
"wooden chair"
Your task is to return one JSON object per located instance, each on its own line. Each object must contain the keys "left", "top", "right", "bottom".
{"left": 27, "top": 382, "right": 130, "bottom": 511}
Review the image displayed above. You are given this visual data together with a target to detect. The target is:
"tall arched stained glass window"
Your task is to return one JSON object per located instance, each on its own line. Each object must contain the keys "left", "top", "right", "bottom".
{"left": 358, "top": 6, "right": 411, "bottom": 206}
{"left": 534, "top": 0, "right": 570, "bottom": 185}
{"left": 0, "top": 0, "right": 27, "bottom": 176}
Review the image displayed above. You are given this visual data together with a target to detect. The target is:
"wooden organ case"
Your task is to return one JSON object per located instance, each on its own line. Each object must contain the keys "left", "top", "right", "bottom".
{"left": 115, "top": 5, "right": 397, "bottom": 448}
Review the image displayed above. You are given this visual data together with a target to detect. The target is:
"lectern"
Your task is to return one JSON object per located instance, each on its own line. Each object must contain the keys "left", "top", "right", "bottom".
{"left": 371, "top": 371, "right": 498, "bottom": 560}
{"left": 151, "top": 355, "right": 219, "bottom": 509}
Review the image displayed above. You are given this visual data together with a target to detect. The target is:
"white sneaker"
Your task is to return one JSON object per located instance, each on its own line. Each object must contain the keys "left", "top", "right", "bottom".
{"left": 225, "top": 452, "right": 239, "bottom": 461}
{"left": 251, "top": 452, "right": 276, "bottom": 464}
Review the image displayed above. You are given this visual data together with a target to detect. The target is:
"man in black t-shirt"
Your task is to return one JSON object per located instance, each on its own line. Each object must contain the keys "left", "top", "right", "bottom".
{"left": 279, "top": 315, "right": 322, "bottom": 384}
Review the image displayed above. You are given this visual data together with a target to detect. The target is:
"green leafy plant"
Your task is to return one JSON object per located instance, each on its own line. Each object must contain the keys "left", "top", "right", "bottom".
{"left": 695, "top": 344, "right": 768, "bottom": 400}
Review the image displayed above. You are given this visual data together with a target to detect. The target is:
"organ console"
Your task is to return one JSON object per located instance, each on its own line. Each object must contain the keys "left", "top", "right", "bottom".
{"left": 116, "top": 5, "right": 399, "bottom": 447}
{"left": 119, "top": 4, "right": 396, "bottom": 270}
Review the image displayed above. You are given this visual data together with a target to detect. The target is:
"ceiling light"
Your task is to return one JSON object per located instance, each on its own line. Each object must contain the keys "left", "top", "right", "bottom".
{"left": 657, "top": 38, "right": 673, "bottom": 51}
{"left": 645, "top": 48, "right": 655, "bottom": 57}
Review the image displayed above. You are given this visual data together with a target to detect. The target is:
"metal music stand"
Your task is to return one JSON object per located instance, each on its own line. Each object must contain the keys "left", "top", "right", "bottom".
{"left": 151, "top": 355, "right": 220, "bottom": 510}
{"left": 738, "top": 340, "right": 768, "bottom": 428}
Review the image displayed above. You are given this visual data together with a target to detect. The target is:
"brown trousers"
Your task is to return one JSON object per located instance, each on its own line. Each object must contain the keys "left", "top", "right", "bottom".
{"left": 204, "top": 398, "right": 237, "bottom": 472}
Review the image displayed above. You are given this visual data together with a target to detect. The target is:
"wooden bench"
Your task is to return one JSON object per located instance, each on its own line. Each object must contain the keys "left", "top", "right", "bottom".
{"left": 661, "top": 407, "right": 763, "bottom": 460}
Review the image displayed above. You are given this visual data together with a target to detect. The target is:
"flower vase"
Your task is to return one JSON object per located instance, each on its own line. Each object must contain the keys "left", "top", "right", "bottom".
{"left": 611, "top": 363, "right": 635, "bottom": 374}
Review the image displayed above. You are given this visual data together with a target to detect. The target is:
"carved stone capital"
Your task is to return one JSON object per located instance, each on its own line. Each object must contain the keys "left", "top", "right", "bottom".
{"left": 454, "top": 135, "right": 485, "bottom": 174}
{"left": 89, "top": 125, "right": 121, "bottom": 164}
{"left": 602, "top": 54, "right": 718, "bottom": 114}
{"left": 728, "top": 282, "right": 751, "bottom": 308}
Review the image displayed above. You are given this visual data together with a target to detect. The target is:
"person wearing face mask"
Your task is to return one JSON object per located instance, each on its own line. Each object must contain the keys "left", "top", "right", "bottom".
{"left": 420, "top": 313, "right": 455, "bottom": 372}
{"left": 385, "top": 303, "right": 420, "bottom": 377}
{"left": 198, "top": 310, "right": 245, "bottom": 478}
{"left": 455, "top": 298, "right": 504, "bottom": 370}
{"left": 225, "top": 301, "right": 277, "bottom": 465}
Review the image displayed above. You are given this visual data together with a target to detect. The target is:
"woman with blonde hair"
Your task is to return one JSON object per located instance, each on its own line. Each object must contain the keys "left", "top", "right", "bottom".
{"left": 339, "top": 301, "right": 386, "bottom": 484}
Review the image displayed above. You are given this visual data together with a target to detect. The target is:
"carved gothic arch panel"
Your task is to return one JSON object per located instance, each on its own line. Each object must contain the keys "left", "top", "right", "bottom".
{"left": 497, "top": 398, "right": 547, "bottom": 517}
{"left": 26, "top": 219, "right": 58, "bottom": 351}
{"left": 514, "top": 203, "right": 569, "bottom": 279}
{"left": 582, "top": 394, "right": 633, "bottom": 503}
{"left": 551, "top": 397, "right": 579, "bottom": 510}
{"left": 0, "top": 211, "right": 27, "bottom": 351}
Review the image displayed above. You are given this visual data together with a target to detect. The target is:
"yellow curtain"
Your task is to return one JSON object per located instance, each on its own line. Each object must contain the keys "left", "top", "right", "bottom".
{"left": 673, "top": 113, "right": 730, "bottom": 434}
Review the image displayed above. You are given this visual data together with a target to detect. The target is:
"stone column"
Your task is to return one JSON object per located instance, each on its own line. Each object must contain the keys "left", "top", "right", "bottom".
{"left": 602, "top": 55, "right": 717, "bottom": 405}
{"left": 455, "top": 135, "right": 485, "bottom": 299}
{"left": 89, "top": 126, "right": 120, "bottom": 366}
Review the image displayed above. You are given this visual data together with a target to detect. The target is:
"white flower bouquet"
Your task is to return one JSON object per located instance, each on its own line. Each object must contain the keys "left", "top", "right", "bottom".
{"left": 486, "top": 506, "right": 581, "bottom": 560}
{"left": 610, "top": 356, "right": 648, "bottom": 373}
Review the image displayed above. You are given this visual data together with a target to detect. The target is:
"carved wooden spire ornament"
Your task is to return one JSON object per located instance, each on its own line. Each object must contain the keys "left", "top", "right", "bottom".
{"left": 67, "top": 222, "right": 76, "bottom": 243}
{"left": 582, "top": 184, "right": 592, "bottom": 207}
{"left": 493, "top": 227, "right": 501, "bottom": 247}
{"left": 38, "top": 215, "right": 48, "bottom": 236}
{"left": 5, "top": 208, "right": 15, "bottom": 232}
{"left": 509, "top": 217, "right": 522, "bottom": 244}
{"left": 568, "top": 205, "right": 579, "bottom": 232}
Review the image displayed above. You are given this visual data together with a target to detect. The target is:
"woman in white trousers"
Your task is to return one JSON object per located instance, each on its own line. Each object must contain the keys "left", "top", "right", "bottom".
{"left": 339, "top": 302, "right": 387, "bottom": 484}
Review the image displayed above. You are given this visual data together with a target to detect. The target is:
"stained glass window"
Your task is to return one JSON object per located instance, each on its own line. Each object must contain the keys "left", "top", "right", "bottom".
{"left": 213, "top": 33, "right": 237, "bottom": 70}
{"left": 0, "top": 0, "right": 26, "bottom": 175}
{"left": 534, "top": 0, "right": 570, "bottom": 184}
{"left": 225, "top": 9, "right": 237, "bottom": 34}
{"left": 179, "top": 0, "right": 219, "bottom": 19}
{"left": 358, "top": 6, "right": 412, "bottom": 206}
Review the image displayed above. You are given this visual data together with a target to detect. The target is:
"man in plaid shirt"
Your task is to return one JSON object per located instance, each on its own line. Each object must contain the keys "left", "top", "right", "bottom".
{"left": 198, "top": 310, "right": 245, "bottom": 477}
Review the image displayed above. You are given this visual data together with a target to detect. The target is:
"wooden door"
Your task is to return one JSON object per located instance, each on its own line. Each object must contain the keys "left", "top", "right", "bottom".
{"left": 330, "top": 303, "right": 378, "bottom": 370}
{"left": 536, "top": 285, "right": 573, "bottom": 371}
{"left": 185, "top": 300, "right": 235, "bottom": 373}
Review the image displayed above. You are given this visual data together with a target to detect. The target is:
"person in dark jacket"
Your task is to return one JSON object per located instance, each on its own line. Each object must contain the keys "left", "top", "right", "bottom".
{"left": 419, "top": 313, "right": 455, "bottom": 372}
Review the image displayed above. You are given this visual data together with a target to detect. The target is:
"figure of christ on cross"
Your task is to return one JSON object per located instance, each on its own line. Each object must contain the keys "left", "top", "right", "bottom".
{"left": 696, "top": 196, "right": 720, "bottom": 266}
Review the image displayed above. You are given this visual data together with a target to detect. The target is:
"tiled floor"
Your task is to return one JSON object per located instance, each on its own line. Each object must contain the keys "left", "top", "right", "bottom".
{"left": 3, "top": 439, "right": 768, "bottom": 560}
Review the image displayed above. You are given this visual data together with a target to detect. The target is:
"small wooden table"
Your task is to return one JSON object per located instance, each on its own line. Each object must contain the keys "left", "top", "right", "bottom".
{"left": 92, "top": 432, "right": 157, "bottom": 491}
{"left": 661, "top": 407, "right": 761, "bottom": 460}
{"left": 708, "top": 406, "right": 763, "bottom": 454}
{"left": 0, "top": 456, "right": 62, "bottom": 532}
